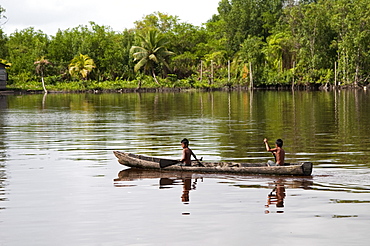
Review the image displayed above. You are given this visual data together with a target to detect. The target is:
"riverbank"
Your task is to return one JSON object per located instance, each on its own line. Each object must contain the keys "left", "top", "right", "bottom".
{"left": 1, "top": 84, "right": 369, "bottom": 95}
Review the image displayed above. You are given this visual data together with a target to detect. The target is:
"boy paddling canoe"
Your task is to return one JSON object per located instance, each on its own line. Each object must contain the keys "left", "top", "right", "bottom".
{"left": 180, "top": 138, "right": 202, "bottom": 166}
{"left": 264, "top": 138, "right": 285, "bottom": 166}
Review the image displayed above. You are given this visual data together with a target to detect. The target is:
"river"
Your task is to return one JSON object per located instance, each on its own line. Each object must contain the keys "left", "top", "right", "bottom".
{"left": 0, "top": 90, "right": 369, "bottom": 245}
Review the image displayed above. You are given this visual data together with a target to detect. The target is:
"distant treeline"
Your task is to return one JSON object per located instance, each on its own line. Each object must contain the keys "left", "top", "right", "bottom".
{"left": 1, "top": 0, "right": 370, "bottom": 89}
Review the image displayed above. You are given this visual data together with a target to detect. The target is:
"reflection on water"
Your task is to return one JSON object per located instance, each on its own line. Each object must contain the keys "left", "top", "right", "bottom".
{"left": 265, "top": 179, "right": 286, "bottom": 213}
{"left": 181, "top": 178, "right": 191, "bottom": 203}
{"left": 1, "top": 91, "right": 370, "bottom": 245}
{"left": 0, "top": 95, "right": 6, "bottom": 109}
{"left": 1, "top": 90, "right": 370, "bottom": 166}
{"left": 114, "top": 168, "right": 316, "bottom": 215}
{"left": 114, "top": 168, "right": 203, "bottom": 206}
{"left": 0, "top": 96, "right": 7, "bottom": 210}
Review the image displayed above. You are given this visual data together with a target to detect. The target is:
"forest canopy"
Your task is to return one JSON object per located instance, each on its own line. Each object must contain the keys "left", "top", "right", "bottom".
{"left": 1, "top": 0, "right": 370, "bottom": 90}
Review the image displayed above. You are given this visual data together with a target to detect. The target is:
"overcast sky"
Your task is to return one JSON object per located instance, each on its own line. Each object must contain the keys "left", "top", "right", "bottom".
{"left": 1, "top": 0, "right": 220, "bottom": 36}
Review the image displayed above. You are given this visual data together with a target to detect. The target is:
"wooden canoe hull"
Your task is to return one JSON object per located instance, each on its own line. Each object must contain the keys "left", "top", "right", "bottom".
{"left": 113, "top": 151, "right": 313, "bottom": 176}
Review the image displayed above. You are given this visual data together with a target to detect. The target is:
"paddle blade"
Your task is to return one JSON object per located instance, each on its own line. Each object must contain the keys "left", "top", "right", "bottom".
{"left": 160, "top": 159, "right": 180, "bottom": 168}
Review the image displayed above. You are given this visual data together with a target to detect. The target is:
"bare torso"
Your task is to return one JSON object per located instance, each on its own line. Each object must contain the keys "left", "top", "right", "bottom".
{"left": 273, "top": 147, "right": 285, "bottom": 166}
{"left": 181, "top": 147, "right": 193, "bottom": 166}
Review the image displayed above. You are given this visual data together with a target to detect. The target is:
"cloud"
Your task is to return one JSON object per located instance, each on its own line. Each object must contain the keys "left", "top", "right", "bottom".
{"left": 1, "top": 0, "right": 219, "bottom": 35}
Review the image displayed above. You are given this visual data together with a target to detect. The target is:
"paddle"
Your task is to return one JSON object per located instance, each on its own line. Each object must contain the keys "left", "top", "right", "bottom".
{"left": 196, "top": 157, "right": 204, "bottom": 166}
{"left": 272, "top": 152, "right": 277, "bottom": 162}
{"left": 159, "top": 157, "right": 203, "bottom": 168}
{"left": 160, "top": 159, "right": 180, "bottom": 168}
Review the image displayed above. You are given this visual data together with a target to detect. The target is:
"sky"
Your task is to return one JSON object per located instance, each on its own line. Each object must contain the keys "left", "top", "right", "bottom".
{"left": 1, "top": 0, "right": 220, "bottom": 36}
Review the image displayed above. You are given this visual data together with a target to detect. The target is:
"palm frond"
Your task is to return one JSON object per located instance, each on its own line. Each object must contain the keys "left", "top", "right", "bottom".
{"left": 134, "top": 57, "right": 148, "bottom": 72}
{"left": 69, "top": 53, "right": 96, "bottom": 79}
{"left": 149, "top": 54, "right": 159, "bottom": 63}
{"left": 130, "top": 29, "right": 174, "bottom": 78}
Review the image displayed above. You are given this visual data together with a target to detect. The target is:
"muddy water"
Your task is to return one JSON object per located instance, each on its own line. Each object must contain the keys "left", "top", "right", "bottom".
{"left": 0, "top": 90, "right": 369, "bottom": 245}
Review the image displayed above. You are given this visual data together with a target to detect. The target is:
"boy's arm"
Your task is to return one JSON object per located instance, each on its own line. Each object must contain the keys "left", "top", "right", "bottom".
{"left": 264, "top": 138, "right": 277, "bottom": 152}
{"left": 264, "top": 138, "right": 271, "bottom": 151}
{"left": 264, "top": 138, "right": 277, "bottom": 162}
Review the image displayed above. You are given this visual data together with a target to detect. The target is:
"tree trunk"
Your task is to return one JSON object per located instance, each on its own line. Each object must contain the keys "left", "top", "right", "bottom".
{"left": 228, "top": 60, "right": 230, "bottom": 83}
{"left": 354, "top": 48, "right": 360, "bottom": 86}
{"left": 41, "top": 74, "right": 47, "bottom": 94}
{"left": 200, "top": 60, "right": 203, "bottom": 81}
{"left": 334, "top": 61, "right": 337, "bottom": 87}
{"left": 152, "top": 69, "right": 160, "bottom": 85}
{"left": 249, "top": 62, "right": 253, "bottom": 90}
{"left": 211, "top": 60, "right": 214, "bottom": 84}
{"left": 292, "top": 61, "right": 295, "bottom": 90}
{"left": 137, "top": 80, "right": 142, "bottom": 89}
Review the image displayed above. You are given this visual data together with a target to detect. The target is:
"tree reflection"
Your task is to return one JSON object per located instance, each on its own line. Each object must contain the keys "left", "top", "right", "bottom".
{"left": 4, "top": 90, "right": 370, "bottom": 166}
{"left": 0, "top": 95, "right": 7, "bottom": 209}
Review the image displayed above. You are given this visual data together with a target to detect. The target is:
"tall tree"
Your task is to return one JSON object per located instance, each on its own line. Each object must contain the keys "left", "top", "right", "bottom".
{"left": 134, "top": 12, "right": 209, "bottom": 79}
{"left": 331, "top": 0, "right": 370, "bottom": 85}
{"left": 134, "top": 12, "right": 179, "bottom": 33}
{"left": 234, "top": 35, "right": 265, "bottom": 83}
{"left": 216, "top": 0, "right": 284, "bottom": 54}
{"left": 6, "top": 27, "right": 49, "bottom": 82}
{"left": 34, "top": 57, "right": 52, "bottom": 93}
{"left": 49, "top": 23, "right": 135, "bottom": 81}
{"left": 130, "top": 30, "right": 174, "bottom": 85}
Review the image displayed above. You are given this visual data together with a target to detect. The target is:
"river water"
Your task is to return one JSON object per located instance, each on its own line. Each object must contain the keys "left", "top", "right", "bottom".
{"left": 0, "top": 90, "right": 369, "bottom": 245}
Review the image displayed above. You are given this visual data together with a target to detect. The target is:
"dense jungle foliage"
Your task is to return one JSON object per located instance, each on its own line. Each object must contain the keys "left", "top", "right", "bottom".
{"left": 1, "top": 0, "right": 370, "bottom": 91}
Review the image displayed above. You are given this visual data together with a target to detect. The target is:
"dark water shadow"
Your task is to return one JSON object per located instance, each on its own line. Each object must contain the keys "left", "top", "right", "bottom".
{"left": 0, "top": 95, "right": 7, "bottom": 110}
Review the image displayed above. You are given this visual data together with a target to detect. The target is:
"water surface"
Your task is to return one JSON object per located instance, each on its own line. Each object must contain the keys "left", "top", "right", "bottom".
{"left": 0, "top": 91, "right": 369, "bottom": 245}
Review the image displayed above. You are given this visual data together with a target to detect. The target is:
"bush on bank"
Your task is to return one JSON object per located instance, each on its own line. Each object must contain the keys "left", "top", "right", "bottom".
{"left": 6, "top": 75, "right": 247, "bottom": 92}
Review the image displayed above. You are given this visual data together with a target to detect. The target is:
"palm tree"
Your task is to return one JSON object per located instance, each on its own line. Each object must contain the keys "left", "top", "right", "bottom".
{"left": 130, "top": 30, "right": 174, "bottom": 85}
{"left": 68, "top": 54, "right": 96, "bottom": 80}
{"left": 34, "top": 57, "right": 52, "bottom": 93}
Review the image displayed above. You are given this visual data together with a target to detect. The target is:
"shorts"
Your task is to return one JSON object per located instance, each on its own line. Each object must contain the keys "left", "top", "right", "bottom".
{"left": 267, "top": 160, "right": 277, "bottom": 166}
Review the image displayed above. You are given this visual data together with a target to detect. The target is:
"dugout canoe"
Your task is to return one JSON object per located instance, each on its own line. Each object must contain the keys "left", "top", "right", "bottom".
{"left": 113, "top": 151, "right": 313, "bottom": 176}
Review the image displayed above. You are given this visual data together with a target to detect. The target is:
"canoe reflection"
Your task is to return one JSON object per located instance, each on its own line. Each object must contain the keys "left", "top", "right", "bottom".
{"left": 114, "top": 168, "right": 203, "bottom": 203}
{"left": 114, "top": 168, "right": 313, "bottom": 210}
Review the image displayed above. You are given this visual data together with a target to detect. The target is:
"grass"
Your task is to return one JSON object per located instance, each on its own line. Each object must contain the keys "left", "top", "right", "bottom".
{"left": 6, "top": 77, "right": 240, "bottom": 92}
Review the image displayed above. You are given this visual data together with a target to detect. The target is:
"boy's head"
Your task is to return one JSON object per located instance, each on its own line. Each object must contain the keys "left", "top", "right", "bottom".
{"left": 275, "top": 139, "right": 283, "bottom": 148}
{"left": 181, "top": 138, "right": 189, "bottom": 148}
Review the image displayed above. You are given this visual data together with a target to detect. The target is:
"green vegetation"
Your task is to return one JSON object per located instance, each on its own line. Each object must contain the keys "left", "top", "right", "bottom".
{"left": 34, "top": 56, "right": 52, "bottom": 93}
{"left": 130, "top": 30, "right": 174, "bottom": 86}
{"left": 68, "top": 54, "right": 96, "bottom": 80}
{"left": 1, "top": 1, "right": 370, "bottom": 91}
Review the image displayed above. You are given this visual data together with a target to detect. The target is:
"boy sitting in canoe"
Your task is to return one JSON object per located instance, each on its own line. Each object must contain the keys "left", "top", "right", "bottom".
{"left": 264, "top": 138, "right": 285, "bottom": 166}
{"left": 180, "top": 138, "right": 202, "bottom": 166}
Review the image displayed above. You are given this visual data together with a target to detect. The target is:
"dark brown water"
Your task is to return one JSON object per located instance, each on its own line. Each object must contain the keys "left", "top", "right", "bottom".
{"left": 0, "top": 90, "right": 369, "bottom": 245}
